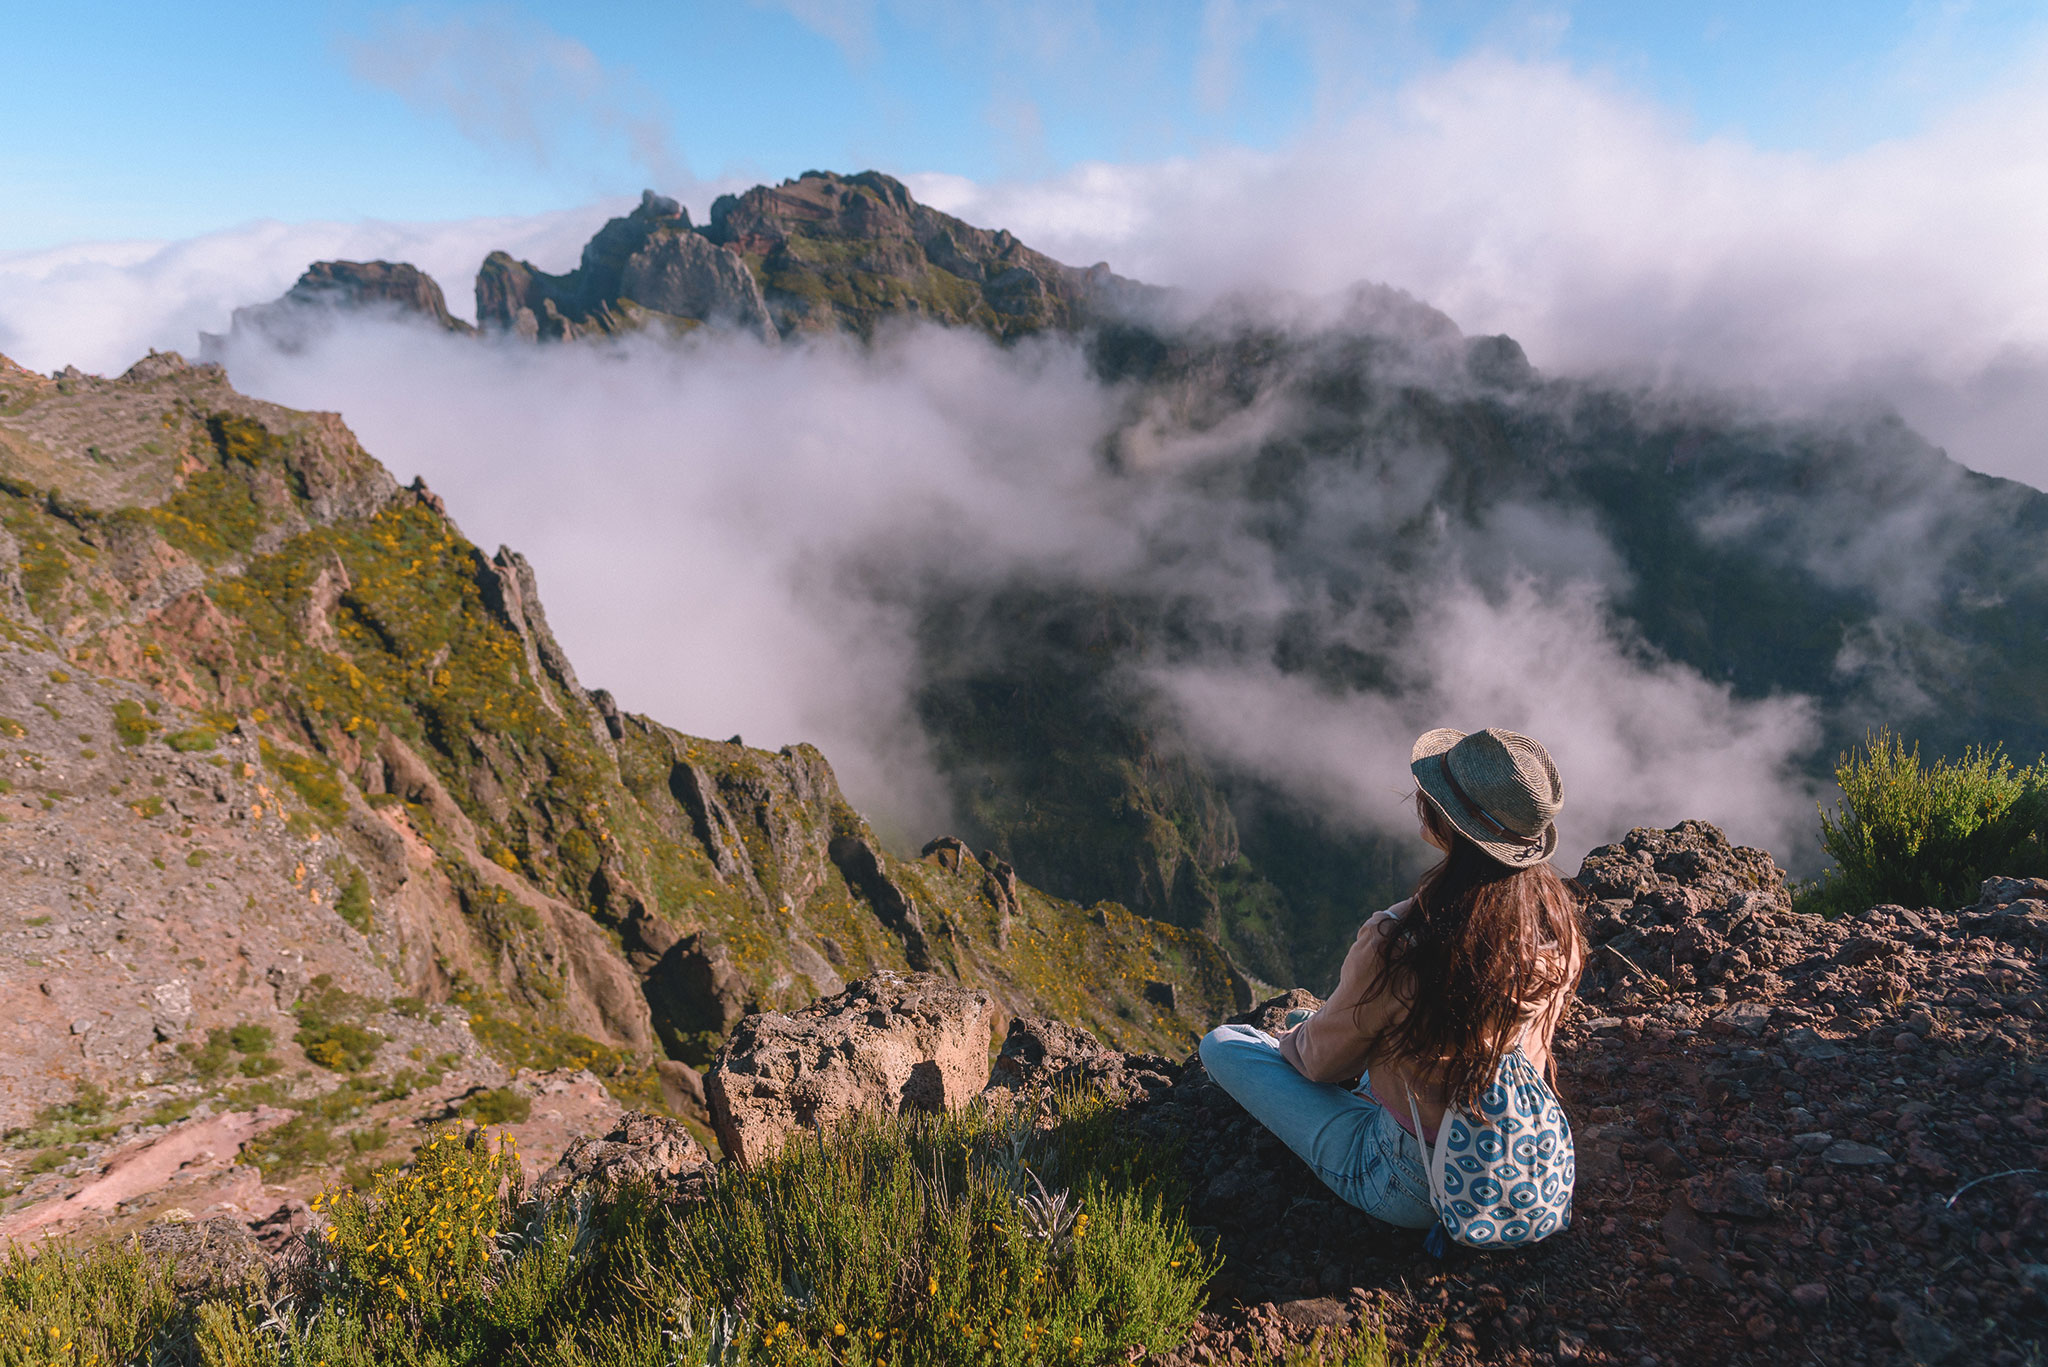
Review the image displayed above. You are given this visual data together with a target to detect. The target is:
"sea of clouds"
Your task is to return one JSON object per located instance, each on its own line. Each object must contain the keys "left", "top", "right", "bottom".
{"left": 202, "top": 312, "right": 1824, "bottom": 869}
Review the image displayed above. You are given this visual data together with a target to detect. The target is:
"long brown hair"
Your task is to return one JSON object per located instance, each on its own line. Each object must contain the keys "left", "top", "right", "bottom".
{"left": 1357, "top": 794, "right": 1586, "bottom": 1109}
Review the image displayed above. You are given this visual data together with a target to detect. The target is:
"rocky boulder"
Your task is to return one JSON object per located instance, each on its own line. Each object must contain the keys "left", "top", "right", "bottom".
{"left": 985, "top": 1016, "right": 1176, "bottom": 1101}
{"left": 1576, "top": 819, "right": 1789, "bottom": 915}
{"left": 1572, "top": 821, "right": 1810, "bottom": 1004}
{"left": 1226, "top": 988, "right": 1324, "bottom": 1035}
{"left": 134, "top": 1216, "right": 265, "bottom": 1298}
{"left": 530, "top": 1111, "right": 710, "bottom": 1202}
{"left": 705, "top": 971, "right": 997, "bottom": 1166}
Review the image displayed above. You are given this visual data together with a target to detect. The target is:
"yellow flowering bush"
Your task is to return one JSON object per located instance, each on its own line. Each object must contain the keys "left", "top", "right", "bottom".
{"left": 312, "top": 1126, "right": 519, "bottom": 1324}
{"left": 0, "top": 1242, "right": 179, "bottom": 1367}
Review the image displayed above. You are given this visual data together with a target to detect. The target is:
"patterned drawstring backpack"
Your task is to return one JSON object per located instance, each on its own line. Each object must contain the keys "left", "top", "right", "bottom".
{"left": 1402, "top": 1045, "right": 1575, "bottom": 1255}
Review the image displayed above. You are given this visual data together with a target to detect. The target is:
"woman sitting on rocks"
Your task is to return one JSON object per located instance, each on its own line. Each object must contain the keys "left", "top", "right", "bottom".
{"left": 1200, "top": 727, "right": 1587, "bottom": 1230}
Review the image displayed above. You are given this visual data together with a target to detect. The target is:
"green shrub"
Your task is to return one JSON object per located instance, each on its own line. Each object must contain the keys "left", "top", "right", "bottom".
{"left": 227, "top": 1022, "right": 273, "bottom": 1054}
{"left": 295, "top": 977, "right": 385, "bottom": 1072}
{"left": 7, "top": 1082, "right": 116, "bottom": 1150}
{"left": 313, "top": 1127, "right": 518, "bottom": 1322}
{"left": 241, "top": 1110, "right": 341, "bottom": 1176}
{"left": 548, "top": 1093, "right": 1214, "bottom": 1365}
{"left": 1806, "top": 729, "right": 2048, "bottom": 915}
{"left": 110, "top": 698, "right": 159, "bottom": 746}
{"left": 0, "top": 1240, "right": 184, "bottom": 1365}
{"left": 261, "top": 738, "right": 349, "bottom": 825}
{"left": 182, "top": 1023, "right": 279, "bottom": 1082}
{"left": 457, "top": 1086, "right": 532, "bottom": 1126}
{"left": 163, "top": 726, "right": 217, "bottom": 752}
{"left": 24, "top": 1144, "right": 82, "bottom": 1175}
{"left": 334, "top": 863, "right": 374, "bottom": 934}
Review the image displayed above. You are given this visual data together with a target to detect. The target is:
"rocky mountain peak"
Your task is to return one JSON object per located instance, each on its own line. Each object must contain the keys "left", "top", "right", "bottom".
{"left": 701, "top": 168, "right": 1152, "bottom": 337}
{"left": 201, "top": 261, "right": 475, "bottom": 358}
{"left": 474, "top": 189, "right": 773, "bottom": 344}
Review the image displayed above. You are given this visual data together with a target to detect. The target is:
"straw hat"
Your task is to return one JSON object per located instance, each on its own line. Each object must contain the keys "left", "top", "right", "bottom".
{"left": 1410, "top": 727, "right": 1563, "bottom": 867}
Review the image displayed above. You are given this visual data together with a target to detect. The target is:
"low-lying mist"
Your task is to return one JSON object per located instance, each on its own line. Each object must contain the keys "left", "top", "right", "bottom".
{"left": 214, "top": 312, "right": 1832, "bottom": 872}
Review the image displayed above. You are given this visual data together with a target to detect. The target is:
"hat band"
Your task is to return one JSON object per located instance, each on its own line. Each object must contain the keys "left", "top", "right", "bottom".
{"left": 1437, "top": 755, "right": 1541, "bottom": 848}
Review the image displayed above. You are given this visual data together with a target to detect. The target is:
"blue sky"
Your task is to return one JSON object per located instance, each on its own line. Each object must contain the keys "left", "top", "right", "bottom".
{"left": 6, "top": 0, "right": 2048, "bottom": 251}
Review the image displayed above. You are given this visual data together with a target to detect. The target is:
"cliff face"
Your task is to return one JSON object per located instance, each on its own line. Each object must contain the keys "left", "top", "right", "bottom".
{"left": 474, "top": 190, "right": 777, "bottom": 343}
{"left": 0, "top": 351, "right": 1244, "bottom": 1159}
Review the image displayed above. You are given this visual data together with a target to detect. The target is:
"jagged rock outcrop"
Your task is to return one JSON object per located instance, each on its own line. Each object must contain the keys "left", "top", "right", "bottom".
{"left": 705, "top": 971, "right": 997, "bottom": 1165}
{"left": 618, "top": 227, "right": 777, "bottom": 342}
{"left": 229, "top": 172, "right": 1157, "bottom": 354}
{"left": 1577, "top": 819, "right": 1791, "bottom": 916}
{"left": 984, "top": 1016, "right": 1176, "bottom": 1101}
{"left": 475, "top": 190, "right": 774, "bottom": 342}
{"left": 204, "top": 261, "right": 474, "bottom": 356}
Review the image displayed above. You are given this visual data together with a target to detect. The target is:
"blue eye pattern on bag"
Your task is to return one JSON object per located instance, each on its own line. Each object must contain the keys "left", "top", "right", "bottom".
{"left": 1406, "top": 1048, "right": 1574, "bottom": 1253}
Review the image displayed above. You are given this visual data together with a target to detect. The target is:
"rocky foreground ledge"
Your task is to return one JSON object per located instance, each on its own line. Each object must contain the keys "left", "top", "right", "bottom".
{"left": 39, "top": 823, "right": 2048, "bottom": 1366}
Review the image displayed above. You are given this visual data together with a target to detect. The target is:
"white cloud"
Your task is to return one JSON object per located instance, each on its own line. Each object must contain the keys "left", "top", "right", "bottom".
{"left": 212, "top": 318, "right": 1136, "bottom": 847}
{"left": 1156, "top": 580, "right": 1823, "bottom": 869}
{"left": 343, "top": 7, "right": 692, "bottom": 191}
{"left": 0, "top": 204, "right": 614, "bottom": 376}
{"left": 914, "top": 48, "right": 2048, "bottom": 487}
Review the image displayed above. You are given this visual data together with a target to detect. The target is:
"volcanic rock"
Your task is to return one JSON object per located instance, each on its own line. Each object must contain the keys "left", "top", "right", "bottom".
{"left": 617, "top": 227, "right": 776, "bottom": 342}
{"left": 984, "top": 1016, "right": 1176, "bottom": 1101}
{"left": 1576, "top": 820, "right": 1789, "bottom": 916}
{"left": 704, "top": 971, "right": 997, "bottom": 1166}
{"left": 531, "top": 1111, "right": 710, "bottom": 1201}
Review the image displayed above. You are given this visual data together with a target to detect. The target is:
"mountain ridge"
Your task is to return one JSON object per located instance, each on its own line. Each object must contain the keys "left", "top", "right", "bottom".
{"left": 209, "top": 171, "right": 1159, "bottom": 355}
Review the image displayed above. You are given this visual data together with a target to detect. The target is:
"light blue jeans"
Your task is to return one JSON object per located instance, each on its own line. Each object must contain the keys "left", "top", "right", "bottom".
{"left": 1198, "top": 1023, "right": 1437, "bottom": 1229}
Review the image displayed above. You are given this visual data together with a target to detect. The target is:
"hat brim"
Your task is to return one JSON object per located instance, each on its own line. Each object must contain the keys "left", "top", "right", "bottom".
{"left": 1410, "top": 730, "right": 1559, "bottom": 868}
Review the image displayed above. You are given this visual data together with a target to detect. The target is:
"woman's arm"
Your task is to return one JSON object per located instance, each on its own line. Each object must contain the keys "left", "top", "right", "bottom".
{"left": 1278, "top": 904, "right": 1406, "bottom": 1083}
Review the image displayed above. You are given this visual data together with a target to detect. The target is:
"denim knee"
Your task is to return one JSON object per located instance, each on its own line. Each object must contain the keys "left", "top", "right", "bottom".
{"left": 1198, "top": 1023, "right": 1272, "bottom": 1085}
